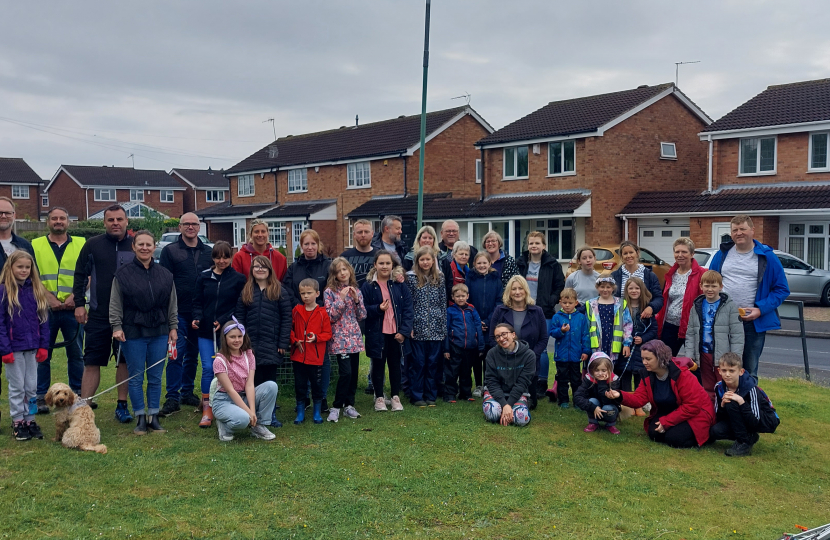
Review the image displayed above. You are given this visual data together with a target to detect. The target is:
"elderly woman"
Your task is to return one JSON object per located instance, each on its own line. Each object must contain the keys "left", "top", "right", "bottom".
{"left": 611, "top": 241, "right": 663, "bottom": 318}
{"left": 482, "top": 323, "right": 535, "bottom": 426}
{"left": 656, "top": 237, "right": 705, "bottom": 356}
{"left": 606, "top": 340, "right": 714, "bottom": 448}
{"left": 482, "top": 230, "right": 518, "bottom": 288}
{"left": 403, "top": 225, "right": 451, "bottom": 276}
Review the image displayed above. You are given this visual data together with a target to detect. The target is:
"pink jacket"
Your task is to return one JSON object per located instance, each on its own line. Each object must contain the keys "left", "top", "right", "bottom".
{"left": 324, "top": 284, "right": 367, "bottom": 354}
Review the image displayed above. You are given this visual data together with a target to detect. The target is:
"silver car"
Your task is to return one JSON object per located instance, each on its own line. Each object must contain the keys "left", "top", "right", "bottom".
{"left": 156, "top": 232, "right": 213, "bottom": 249}
{"left": 694, "top": 248, "right": 830, "bottom": 306}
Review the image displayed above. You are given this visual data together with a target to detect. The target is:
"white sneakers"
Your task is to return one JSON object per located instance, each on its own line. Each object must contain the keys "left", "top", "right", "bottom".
{"left": 250, "top": 424, "right": 276, "bottom": 441}
{"left": 472, "top": 386, "right": 483, "bottom": 398}
{"left": 216, "top": 420, "right": 234, "bottom": 442}
{"left": 390, "top": 396, "right": 404, "bottom": 412}
{"left": 374, "top": 397, "right": 388, "bottom": 412}
{"left": 327, "top": 408, "right": 340, "bottom": 422}
{"left": 343, "top": 405, "right": 361, "bottom": 419}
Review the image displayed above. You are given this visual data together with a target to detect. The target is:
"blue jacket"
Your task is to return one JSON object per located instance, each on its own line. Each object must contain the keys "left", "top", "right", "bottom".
{"left": 466, "top": 270, "right": 503, "bottom": 343}
{"left": 618, "top": 308, "right": 658, "bottom": 373}
{"left": 0, "top": 280, "right": 50, "bottom": 356}
{"left": 549, "top": 309, "right": 591, "bottom": 363}
{"left": 489, "top": 304, "right": 548, "bottom": 360}
{"left": 445, "top": 303, "right": 484, "bottom": 352}
{"left": 360, "top": 268, "right": 414, "bottom": 359}
{"left": 709, "top": 240, "right": 789, "bottom": 333}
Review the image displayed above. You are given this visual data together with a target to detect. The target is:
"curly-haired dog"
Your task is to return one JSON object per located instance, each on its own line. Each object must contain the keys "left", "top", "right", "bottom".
{"left": 45, "top": 383, "right": 107, "bottom": 454}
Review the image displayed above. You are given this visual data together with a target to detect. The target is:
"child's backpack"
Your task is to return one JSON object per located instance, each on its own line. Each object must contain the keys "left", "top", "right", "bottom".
{"left": 209, "top": 350, "right": 254, "bottom": 407}
{"left": 756, "top": 385, "right": 781, "bottom": 434}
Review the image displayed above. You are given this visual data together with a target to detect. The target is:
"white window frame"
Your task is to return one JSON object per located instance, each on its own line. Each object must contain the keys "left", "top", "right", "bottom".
{"left": 238, "top": 174, "right": 255, "bottom": 197}
{"left": 293, "top": 221, "right": 309, "bottom": 247}
{"left": 785, "top": 221, "right": 829, "bottom": 270}
{"left": 503, "top": 146, "right": 529, "bottom": 180}
{"left": 660, "top": 142, "right": 677, "bottom": 160}
{"left": 288, "top": 168, "right": 308, "bottom": 193}
{"left": 738, "top": 136, "right": 777, "bottom": 176}
{"left": 547, "top": 141, "right": 576, "bottom": 176}
{"left": 41, "top": 194, "right": 49, "bottom": 207}
{"left": 475, "top": 159, "right": 482, "bottom": 184}
{"left": 205, "top": 190, "right": 225, "bottom": 203}
{"left": 347, "top": 162, "right": 371, "bottom": 189}
{"left": 808, "top": 132, "right": 830, "bottom": 172}
{"left": 160, "top": 190, "right": 174, "bottom": 203}
{"left": 93, "top": 188, "right": 116, "bottom": 201}
{"left": 11, "top": 185, "right": 29, "bottom": 199}
{"left": 266, "top": 220, "right": 287, "bottom": 248}
{"left": 130, "top": 189, "right": 144, "bottom": 202}
{"left": 232, "top": 220, "right": 246, "bottom": 248}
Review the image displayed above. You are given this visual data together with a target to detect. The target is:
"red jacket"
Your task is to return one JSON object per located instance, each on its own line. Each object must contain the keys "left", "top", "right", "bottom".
{"left": 620, "top": 357, "right": 714, "bottom": 447}
{"left": 290, "top": 304, "right": 332, "bottom": 366}
{"left": 656, "top": 259, "right": 704, "bottom": 340}
{"left": 232, "top": 243, "right": 288, "bottom": 281}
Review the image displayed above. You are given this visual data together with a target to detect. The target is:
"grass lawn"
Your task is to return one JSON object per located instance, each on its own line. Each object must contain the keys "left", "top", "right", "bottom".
{"left": 0, "top": 349, "right": 828, "bottom": 539}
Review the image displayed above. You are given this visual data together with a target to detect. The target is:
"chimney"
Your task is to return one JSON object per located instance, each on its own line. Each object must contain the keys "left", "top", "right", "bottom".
{"left": 355, "top": 115, "right": 359, "bottom": 127}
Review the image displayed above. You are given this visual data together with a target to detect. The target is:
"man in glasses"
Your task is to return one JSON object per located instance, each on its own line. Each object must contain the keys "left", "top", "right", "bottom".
{"left": 0, "top": 197, "right": 34, "bottom": 268}
{"left": 158, "top": 213, "right": 213, "bottom": 417}
{"left": 482, "top": 323, "right": 534, "bottom": 427}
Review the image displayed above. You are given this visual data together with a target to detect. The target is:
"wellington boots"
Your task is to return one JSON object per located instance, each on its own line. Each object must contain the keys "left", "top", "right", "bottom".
{"left": 147, "top": 415, "right": 167, "bottom": 433}
{"left": 199, "top": 394, "right": 214, "bottom": 428}
{"left": 313, "top": 401, "right": 323, "bottom": 424}
{"left": 635, "top": 408, "right": 647, "bottom": 417}
{"left": 294, "top": 401, "right": 306, "bottom": 424}
{"left": 134, "top": 414, "right": 148, "bottom": 436}
{"left": 536, "top": 379, "right": 549, "bottom": 400}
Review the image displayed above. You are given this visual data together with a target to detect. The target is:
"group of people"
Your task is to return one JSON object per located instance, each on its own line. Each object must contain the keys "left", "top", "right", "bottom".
{"left": 0, "top": 203, "right": 785, "bottom": 455}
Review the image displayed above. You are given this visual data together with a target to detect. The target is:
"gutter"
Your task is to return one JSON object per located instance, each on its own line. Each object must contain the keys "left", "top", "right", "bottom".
{"left": 402, "top": 153, "right": 407, "bottom": 197}
{"left": 85, "top": 188, "right": 89, "bottom": 220}
{"left": 479, "top": 147, "right": 485, "bottom": 202}
{"left": 707, "top": 134, "right": 713, "bottom": 192}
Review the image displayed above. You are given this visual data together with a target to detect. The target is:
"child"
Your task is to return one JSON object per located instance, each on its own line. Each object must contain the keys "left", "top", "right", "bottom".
{"left": 0, "top": 252, "right": 50, "bottom": 441}
{"left": 709, "top": 352, "right": 779, "bottom": 457}
{"left": 620, "top": 277, "right": 658, "bottom": 403}
{"left": 586, "top": 274, "right": 632, "bottom": 369}
{"left": 443, "top": 284, "right": 484, "bottom": 402}
{"left": 465, "top": 251, "right": 503, "bottom": 396}
{"left": 548, "top": 288, "right": 590, "bottom": 408}
{"left": 565, "top": 246, "right": 600, "bottom": 305}
{"left": 324, "top": 257, "right": 367, "bottom": 422}
{"left": 210, "top": 318, "right": 277, "bottom": 441}
{"left": 684, "top": 270, "right": 744, "bottom": 402}
{"left": 235, "top": 255, "right": 292, "bottom": 427}
{"left": 573, "top": 352, "right": 622, "bottom": 434}
{"left": 290, "top": 278, "right": 332, "bottom": 424}
{"left": 406, "top": 246, "right": 447, "bottom": 407}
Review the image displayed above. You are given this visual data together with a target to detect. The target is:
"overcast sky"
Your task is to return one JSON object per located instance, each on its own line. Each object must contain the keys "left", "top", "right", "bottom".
{"left": 1, "top": 1, "right": 828, "bottom": 179}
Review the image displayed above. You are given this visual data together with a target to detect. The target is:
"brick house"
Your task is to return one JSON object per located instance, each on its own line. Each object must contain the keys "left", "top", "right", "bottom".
{"left": 0, "top": 157, "right": 42, "bottom": 221}
{"left": 169, "top": 168, "right": 229, "bottom": 215}
{"left": 199, "top": 106, "right": 492, "bottom": 257}
{"left": 620, "top": 78, "right": 830, "bottom": 269}
{"left": 45, "top": 165, "right": 186, "bottom": 220}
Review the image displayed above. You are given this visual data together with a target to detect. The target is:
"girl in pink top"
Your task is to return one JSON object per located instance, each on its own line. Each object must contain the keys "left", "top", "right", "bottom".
{"left": 210, "top": 318, "right": 278, "bottom": 442}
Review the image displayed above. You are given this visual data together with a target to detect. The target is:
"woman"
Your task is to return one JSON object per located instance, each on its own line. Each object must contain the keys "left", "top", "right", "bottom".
{"left": 566, "top": 246, "right": 600, "bottom": 305}
{"left": 606, "top": 340, "right": 714, "bottom": 448}
{"left": 488, "top": 275, "right": 548, "bottom": 409}
{"left": 283, "top": 229, "right": 332, "bottom": 308}
{"left": 110, "top": 230, "right": 178, "bottom": 435}
{"left": 231, "top": 219, "right": 288, "bottom": 281}
{"left": 482, "top": 323, "right": 535, "bottom": 427}
{"left": 403, "top": 225, "right": 451, "bottom": 277}
{"left": 656, "top": 237, "right": 704, "bottom": 356}
{"left": 516, "top": 231, "right": 565, "bottom": 398}
{"left": 192, "top": 241, "right": 247, "bottom": 427}
{"left": 611, "top": 241, "right": 663, "bottom": 319}
{"left": 482, "top": 230, "right": 518, "bottom": 288}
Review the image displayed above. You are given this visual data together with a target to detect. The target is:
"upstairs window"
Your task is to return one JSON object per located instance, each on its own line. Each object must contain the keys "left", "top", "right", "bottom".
{"left": 548, "top": 141, "right": 575, "bottom": 175}
{"left": 94, "top": 188, "right": 116, "bottom": 201}
{"left": 288, "top": 168, "right": 308, "bottom": 193}
{"left": 809, "top": 132, "right": 829, "bottom": 170}
{"left": 740, "top": 136, "right": 776, "bottom": 175}
{"left": 503, "top": 146, "right": 528, "bottom": 179}
{"left": 41, "top": 194, "right": 49, "bottom": 207}
{"left": 238, "top": 174, "right": 255, "bottom": 197}
{"left": 160, "top": 190, "right": 174, "bottom": 203}
{"left": 130, "top": 189, "right": 144, "bottom": 202}
{"left": 347, "top": 162, "right": 371, "bottom": 188}
{"left": 206, "top": 190, "right": 225, "bottom": 202}
{"left": 11, "top": 185, "right": 29, "bottom": 199}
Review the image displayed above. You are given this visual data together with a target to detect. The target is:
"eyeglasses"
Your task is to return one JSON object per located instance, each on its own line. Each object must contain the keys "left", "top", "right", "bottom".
{"left": 494, "top": 332, "right": 512, "bottom": 341}
{"left": 181, "top": 222, "right": 199, "bottom": 228}
{"left": 252, "top": 265, "right": 268, "bottom": 271}
{"left": 0, "top": 212, "right": 14, "bottom": 217}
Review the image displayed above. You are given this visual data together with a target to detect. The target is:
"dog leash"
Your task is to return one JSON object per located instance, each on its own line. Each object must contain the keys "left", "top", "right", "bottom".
{"left": 81, "top": 342, "right": 170, "bottom": 405}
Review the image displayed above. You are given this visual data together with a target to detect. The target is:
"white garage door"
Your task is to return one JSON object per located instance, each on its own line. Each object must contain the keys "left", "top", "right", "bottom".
{"left": 639, "top": 226, "right": 691, "bottom": 262}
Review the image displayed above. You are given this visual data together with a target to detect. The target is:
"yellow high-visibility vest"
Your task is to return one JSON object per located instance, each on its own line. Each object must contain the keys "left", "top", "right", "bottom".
{"left": 587, "top": 299, "right": 626, "bottom": 353}
{"left": 32, "top": 235, "right": 85, "bottom": 302}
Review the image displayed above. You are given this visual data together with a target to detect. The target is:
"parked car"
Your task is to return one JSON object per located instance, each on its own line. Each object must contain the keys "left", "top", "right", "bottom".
{"left": 567, "top": 245, "right": 671, "bottom": 286}
{"left": 695, "top": 248, "right": 830, "bottom": 306}
{"left": 153, "top": 247, "right": 163, "bottom": 264}
{"left": 156, "top": 232, "right": 213, "bottom": 249}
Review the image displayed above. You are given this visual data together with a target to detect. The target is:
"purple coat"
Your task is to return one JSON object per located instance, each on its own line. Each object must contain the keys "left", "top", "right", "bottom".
{"left": 0, "top": 280, "right": 50, "bottom": 356}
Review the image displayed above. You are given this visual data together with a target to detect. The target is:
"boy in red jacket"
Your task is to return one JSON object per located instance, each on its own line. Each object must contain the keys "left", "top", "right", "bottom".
{"left": 291, "top": 279, "right": 332, "bottom": 425}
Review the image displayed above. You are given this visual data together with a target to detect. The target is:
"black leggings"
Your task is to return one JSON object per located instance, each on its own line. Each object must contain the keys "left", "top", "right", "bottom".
{"left": 648, "top": 417, "right": 698, "bottom": 448}
{"left": 254, "top": 364, "right": 278, "bottom": 388}
{"left": 660, "top": 323, "right": 684, "bottom": 357}
{"left": 371, "top": 334, "right": 403, "bottom": 398}
{"left": 333, "top": 353, "right": 360, "bottom": 408}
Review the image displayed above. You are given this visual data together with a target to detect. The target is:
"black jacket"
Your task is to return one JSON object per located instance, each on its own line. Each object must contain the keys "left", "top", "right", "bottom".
{"left": 192, "top": 267, "right": 247, "bottom": 340}
{"left": 516, "top": 250, "right": 566, "bottom": 319}
{"left": 234, "top": 286, "right": 292, "bottom": 366}
{"left": 360, "top": 268, "right": 414, "bottom": 358}
{"left": 0, "top": 232, "right": 34, "bottom": 270}
{"left": 483, "top": 340, "right": 536, "bottom": 407}
{"left": 283, "top": 254, "right": 332, "bottom": 307}
{"left": 574, "top": 372, "right": 621, "bottom": 412}
{"left": 159, "top": 234, "right": 213, "bottom": 315}
{"left": 73, "top": 233, "right": 135, "bottom": 321}
{"left": 371, "top": 232, "right": 407, "bottom": 265}
{"left": 112, "top": 258, "right": 175, "bottom": 339}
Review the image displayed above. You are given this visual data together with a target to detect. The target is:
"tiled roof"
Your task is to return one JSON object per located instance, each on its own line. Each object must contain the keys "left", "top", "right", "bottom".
{"left": 0, "top": 158, "right": 42, "bottom": 185}
{"left": 259, "top": 200, "right": 336, "bottom": 219}
{"left": 60, "top": 165, "right": 183, "bottom": 189}
{"left": 476, "top": 83, "right": 674, "bottom": 146}
{"left": 619, "top": 184, "right": 830, "bottom": 214}
{"left": 703, "top": 78, "right": 830, "bottom": 133}
{"left": 195, "top": 201, "right": 276, "bottom": 218}
{"left": 171, "top": 168, "right": 229, "bottom": 189}
{"left": 226, "top": 106, "right": 479, "bottom": 174}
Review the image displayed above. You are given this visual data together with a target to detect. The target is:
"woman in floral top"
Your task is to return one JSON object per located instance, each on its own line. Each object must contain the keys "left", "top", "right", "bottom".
{"left": 324, "top": 257, "right": 367, "bottom": 422}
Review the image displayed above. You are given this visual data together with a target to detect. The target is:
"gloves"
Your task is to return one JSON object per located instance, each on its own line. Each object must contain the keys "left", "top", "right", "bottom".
{"left": 1, "top": 353, "right": 14, "bottom": 364}
{"left": 36, "top": 348, "right": 48, "bottom": 363}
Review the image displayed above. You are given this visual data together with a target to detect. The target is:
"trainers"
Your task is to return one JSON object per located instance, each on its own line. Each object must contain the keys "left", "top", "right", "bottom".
{"left": 13, "top": 421, "right": 31, "bottom": 441}
{"left": 114, "top": 401, "right": 134, "bottom": 423}
{"left": 606, "top": 425, "right": 621, "bottom": 435}
{"left": 390, "top": 396, "right": 404, "bottom": 412}
{"left": 444, "top": 398, "right": 457, "bottom": 404}
{"left": 157, "top": 399, "right": 180, "bottom": 418}
{"left": 343, "top": 405, "right": 361, "bottom": 419}
{"left": 749, "top": 432, "right": 760, "bottom": 445}
{"left": 36, "top": 397, "right": 49, "bottom": 415}
{"left": 427, "top": 400, "right": 436, "bottom": 407}
{"left": 412, "top": 400, "right": 427, "bottom": 408}
{"left": 28, "top": 397, "right": 37, "bottom": 416}
{"left": 468, "top": 396, "right": 476, "bottom": 402}
{"left": 181, "top": 393, "right": 201, "bottom": 407}
{"left": 726, "top": 441, "right": 753, "bottom": 457}
{"left": 327, "top": 408, "right": 340, "bottom": 422}
{"left": 216, "top": 420, "right": 234, "bottom": 442}
{"left": 584, "top": 423, "right": 599, "bottom": 433}
{"left": 27, "top": 421, "right": 43, "bottom": 439}
{"left": 559, "top": 403, "right": 570, "bottom": 409}
{"left": 472, "top": 386, "right": 482, "bottom": 398}
{"left": 250, "top": 424, "right": 276, "bottom": 441}
{"left": 374, "top": 397, "right": 388, "bottom": 412}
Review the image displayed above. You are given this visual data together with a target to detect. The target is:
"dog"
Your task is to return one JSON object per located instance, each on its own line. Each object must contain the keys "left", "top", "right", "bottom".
{"left": 44, "top": 383, "right": 107, "bottom": 454}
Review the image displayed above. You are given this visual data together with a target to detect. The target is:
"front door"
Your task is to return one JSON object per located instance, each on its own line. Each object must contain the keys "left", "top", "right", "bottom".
{"left": 712, "top": 222, "right": 732, "bottom": 247}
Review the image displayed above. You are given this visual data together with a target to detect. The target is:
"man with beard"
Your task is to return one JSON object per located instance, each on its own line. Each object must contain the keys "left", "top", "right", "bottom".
{"left": 340, "top": 219, "right": 377, "bottom": 287}
{"left": 370, "top": 215, "right": 406, "bottom": 264}
{"left": 0, "top": 197, "right": 34, "bottom": 267}
{"left": 31, "top": 207, "right": 85, "bottom": 414}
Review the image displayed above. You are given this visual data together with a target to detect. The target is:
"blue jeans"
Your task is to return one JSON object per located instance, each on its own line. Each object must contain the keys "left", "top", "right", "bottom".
{"left": 37, "top": 309, "right": 84, "bottom": 396}
{"left": 742, "top": 321, "right": 765, "bottom": 382}
{"left": 121, "top": 335, "right": 168, "bottom": 416}
{"left": 587, "top": 397, "right": 619, "bottom": 426}
{"left": 166, "top": 315, "right": 200, "bottom": 401}
{"left": 197, "top": 337, "right": 218, "bottom": 395}
{"left": 409, "top": 340, "right": 442, "bottom": 402}
{"left": 538, "top": 318, "right": 554, "bottom": 380}
{"left": 212, "top": 381, "right": 278, "bottom": 430}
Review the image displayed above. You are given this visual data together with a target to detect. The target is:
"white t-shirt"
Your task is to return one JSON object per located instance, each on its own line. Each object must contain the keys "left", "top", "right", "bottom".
{"left": 526, "top": 261, "right": 541, "bottom": 301}
{"left": 0, "top": 239, "right": 16, "bottom": 257}
{"left": 721, "top": 246, "right": 759, "bottom": 309}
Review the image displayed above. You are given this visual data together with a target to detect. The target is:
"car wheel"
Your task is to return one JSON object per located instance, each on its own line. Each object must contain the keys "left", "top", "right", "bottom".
{"left": 822, "top": 283, "right": 830, "bottom": 307}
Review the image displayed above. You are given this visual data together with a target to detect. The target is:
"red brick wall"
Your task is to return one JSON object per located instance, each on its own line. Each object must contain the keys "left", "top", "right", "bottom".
{"left": 1, "top": 185, "right": 40, "bottom": 221}
{"left": 46, "top": 172, "right": 87, "bottom": 220}
{"left": 310, "top": 219, "right": 338, "bottom": 258}
{"left": 208, "top": 222, "right": 234, "bottom": 246}
{"left": 690, "top": 215, "right": 779, "bottom": 249}
{"left": 416, "top": 113, "right": 488, "bottom": 198}
{"left": 228, "top": 172, "right": 277, "bottom": 206}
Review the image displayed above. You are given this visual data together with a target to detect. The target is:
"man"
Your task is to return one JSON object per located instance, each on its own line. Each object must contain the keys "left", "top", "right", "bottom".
{"left": 709, "top": 214, "right": 789, "bottom": 382}
{"left": 439, "top": 220, "right": 477, "bottom": 260}
{"left": 158, "top": 213, "right": 213, "bottom": 417}
{"left": 32, "top": 207, "right": 85, "bottom": 414}
{"left": 0, "top": 196, "right": 34, "bottom": 267}
{"left": 370, "top": 215, "right": 406, "bottom": 264}
{"left": 73, "top": 205, "right": 134, "bottom": 422}
{"left": 340, "top": 219, "right": 377, "bottom": 287}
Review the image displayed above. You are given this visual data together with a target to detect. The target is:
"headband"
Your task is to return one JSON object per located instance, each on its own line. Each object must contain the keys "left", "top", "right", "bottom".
{"left": 595, "top": 276, "right": 616, "bottom": 286}
{"left": 224, "top": 316, "right": 246, "bottom": 336}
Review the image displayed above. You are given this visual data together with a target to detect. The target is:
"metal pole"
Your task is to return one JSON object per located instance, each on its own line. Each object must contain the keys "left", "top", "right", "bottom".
{"left": 416, "top": 0, "right": 431, "bottom": 229}
{"left": 799, "top": 303, "right": 811, "bottom": 381}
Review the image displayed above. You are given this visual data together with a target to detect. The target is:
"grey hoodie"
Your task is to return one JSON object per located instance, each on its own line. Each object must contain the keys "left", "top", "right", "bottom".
{"left": 484, "top": 339, "right": 536, "bottom": 407}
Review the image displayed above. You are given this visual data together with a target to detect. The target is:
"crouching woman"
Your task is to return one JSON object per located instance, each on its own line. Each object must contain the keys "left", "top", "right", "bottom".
{"left": 482, "top": 323, "right": 535, "bottom": 426}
